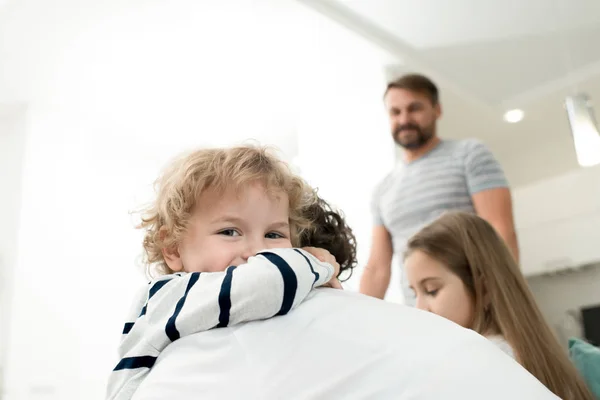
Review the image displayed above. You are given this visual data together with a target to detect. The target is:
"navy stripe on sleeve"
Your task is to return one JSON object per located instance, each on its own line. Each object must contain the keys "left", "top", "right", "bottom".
{"left": 293, "top": 249, "right": 319, "bottom": 287}
{"left": 149, "top": 278, "right": 172, "bottom": 299}
{"left": 122, "top": 322, "right": 134, "bottom": 334}
{"left": 139, "top": 277, "right": 175, "bottom": 317}
{"left": 165, "top": 272, "right": 201, "bottom": 342}
{"left": 217, "top": 266, "right": 237, "bottom": 328}
{"left": 113, "top": 355, "right": 157, "bottom": 371}
{"left": 258, "top": 251, "right": 297, "bottom": 316}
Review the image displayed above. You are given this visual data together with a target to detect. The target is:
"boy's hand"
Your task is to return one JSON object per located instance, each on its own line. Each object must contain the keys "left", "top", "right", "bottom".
{"left": 301, "top": 247, "right": 343, "bottom": 290}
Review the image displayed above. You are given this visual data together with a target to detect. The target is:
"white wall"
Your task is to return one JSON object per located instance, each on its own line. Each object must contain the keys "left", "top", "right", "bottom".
{"left": 289, "top": 17, "right": 396, "bottom": 291}
{"left": 512, "top": 163, "right": 600, "bottom": 276}
{"left": 0, "top": 105, "right": 28, "bottom": 397}
{"left": 510, "top": 157, "right": 600, "bottom": 348}
{"left": 0, "top": 1, "right": 394, "bottom": 398}
{"left": 528, "top": 263, "right": 600, "bottom": 346}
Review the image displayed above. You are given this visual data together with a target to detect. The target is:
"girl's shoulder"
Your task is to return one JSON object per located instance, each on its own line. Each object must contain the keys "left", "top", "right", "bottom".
{"left": 486, "top": 335, "right": 516, "bottom": 359}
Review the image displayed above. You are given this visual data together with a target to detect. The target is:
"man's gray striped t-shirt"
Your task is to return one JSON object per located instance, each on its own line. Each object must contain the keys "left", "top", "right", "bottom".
{"left": 371, "top": 139, "right": 509, "bottom": 305}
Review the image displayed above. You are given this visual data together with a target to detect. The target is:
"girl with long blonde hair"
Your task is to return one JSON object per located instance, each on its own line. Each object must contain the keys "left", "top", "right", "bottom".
{"left": 405, "top": 211, "right": 593, "bottom": 400}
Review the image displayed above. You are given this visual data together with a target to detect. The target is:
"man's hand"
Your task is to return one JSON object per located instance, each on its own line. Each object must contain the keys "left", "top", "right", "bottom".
{"left": 301, "top": 247, "right": 343, "bottom": 289}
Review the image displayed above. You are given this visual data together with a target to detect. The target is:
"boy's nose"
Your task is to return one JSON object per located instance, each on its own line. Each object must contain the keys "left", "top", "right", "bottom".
{"left": 241, "top": 238, "right": 267, "bottom": 261}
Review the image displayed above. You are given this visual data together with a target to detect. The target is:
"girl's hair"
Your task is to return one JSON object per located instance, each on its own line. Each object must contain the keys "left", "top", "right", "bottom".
{"left": 298, "top": 196, "right": 357, "bottom": 281}
{"left": 138, "top": 145, "right": 317, "bottom": 275}
{"left": 405, "top": 211, "right": 593, "bottom": 400}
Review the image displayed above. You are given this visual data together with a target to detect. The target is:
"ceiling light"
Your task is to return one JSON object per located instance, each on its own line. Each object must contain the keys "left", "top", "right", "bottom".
{"left": 503, "top": 109, "right": 524, "bottom": 123}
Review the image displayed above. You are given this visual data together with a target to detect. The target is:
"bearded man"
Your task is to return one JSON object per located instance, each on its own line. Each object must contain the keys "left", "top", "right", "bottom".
{"left": 359, "top": 74, "right": 519, "bottom": 305}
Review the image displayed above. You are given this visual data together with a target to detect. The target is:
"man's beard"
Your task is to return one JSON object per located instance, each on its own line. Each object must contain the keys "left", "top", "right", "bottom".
{"left": 393, "top": 123, "right": 435, "bottom": 149}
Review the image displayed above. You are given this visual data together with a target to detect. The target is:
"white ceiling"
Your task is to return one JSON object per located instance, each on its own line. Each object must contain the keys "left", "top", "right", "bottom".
{"left": 299, "top": 0, "right": 600, "bottom": 187}
{"left": 337, "top": 0, "right": 600, "bottom": 48}
{"left": 333, "top": 0, "right": 600, "bottom": 105}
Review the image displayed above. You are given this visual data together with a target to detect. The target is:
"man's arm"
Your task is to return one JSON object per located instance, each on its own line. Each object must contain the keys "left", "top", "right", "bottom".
{"left": 106, "top": 248, "right": 335, "bottom": 400}
{"left": 472, "top": 187, "right": 519, "bottom": 261}
{"left": 464, "top": 140, "right": 519, "bottom": 261}
{"left": 359, "top": 225, "right": 394, "bottom": 299}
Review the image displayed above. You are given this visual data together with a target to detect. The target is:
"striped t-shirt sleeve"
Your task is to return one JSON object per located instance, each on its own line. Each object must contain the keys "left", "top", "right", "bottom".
{"left": 464, "top": 140, "right": 509, "bottom": 195}
{"left": 105, "top": 248, "right": 334, "bottom": 400}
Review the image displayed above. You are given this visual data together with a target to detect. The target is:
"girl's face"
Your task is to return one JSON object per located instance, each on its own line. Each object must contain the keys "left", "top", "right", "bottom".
{"left": 405, "top": 250, "right": 475, "bottom": 329}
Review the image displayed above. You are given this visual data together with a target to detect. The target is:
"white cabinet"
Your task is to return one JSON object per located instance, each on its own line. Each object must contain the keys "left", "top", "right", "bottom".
{"left": 513, "top": 164, "right": 600, "bottom": 276}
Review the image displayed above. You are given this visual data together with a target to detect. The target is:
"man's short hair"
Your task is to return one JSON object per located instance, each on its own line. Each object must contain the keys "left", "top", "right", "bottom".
{"left": 384, "top": 73, "right": 439, "bottom": 105}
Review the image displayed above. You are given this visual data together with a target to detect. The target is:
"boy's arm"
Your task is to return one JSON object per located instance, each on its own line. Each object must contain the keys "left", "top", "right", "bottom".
{"left": 106, "top": 248, "right": 334, "bottom": 400}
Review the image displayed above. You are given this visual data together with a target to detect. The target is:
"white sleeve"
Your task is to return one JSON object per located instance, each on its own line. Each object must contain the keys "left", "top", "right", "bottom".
{"left": 105, "top": 248, "right": 334, "bottom": 400}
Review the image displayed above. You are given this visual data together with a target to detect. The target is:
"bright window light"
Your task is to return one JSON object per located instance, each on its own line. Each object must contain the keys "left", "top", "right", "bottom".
{"left": 565, "top": 94, "right": 600, "bottom": 167}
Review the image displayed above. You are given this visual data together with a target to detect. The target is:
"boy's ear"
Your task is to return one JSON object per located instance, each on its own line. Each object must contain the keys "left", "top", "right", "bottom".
{"left": 162, "top": 245, "right": 183, "bottom": 272}
{"left": 160, "top": 227, "right": 184, "bottom": 272}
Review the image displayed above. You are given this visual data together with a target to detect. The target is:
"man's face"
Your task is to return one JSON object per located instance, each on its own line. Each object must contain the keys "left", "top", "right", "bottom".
{"left": 384, "top": 88, "right": 441, "bottom": 150}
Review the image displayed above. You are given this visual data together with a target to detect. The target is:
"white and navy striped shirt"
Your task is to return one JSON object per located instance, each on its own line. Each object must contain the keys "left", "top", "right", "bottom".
{"left": 106, "top": 248, "right": 335, "bottom": 400}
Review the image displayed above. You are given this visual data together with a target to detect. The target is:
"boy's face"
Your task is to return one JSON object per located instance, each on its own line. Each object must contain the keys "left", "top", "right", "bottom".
{"left": 164, "top": 182, "right": 293, "bottom": 273}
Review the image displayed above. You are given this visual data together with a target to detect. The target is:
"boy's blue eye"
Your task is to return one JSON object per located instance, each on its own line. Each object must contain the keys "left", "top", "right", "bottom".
{"left": 265, "top": 232, "right": 284, "bottom": 239}
{"left": 219, "top": 229, "right": 240, "bottom": 237}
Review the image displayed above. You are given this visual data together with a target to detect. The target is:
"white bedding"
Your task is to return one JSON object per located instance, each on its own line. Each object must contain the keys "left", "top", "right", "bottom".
{"left": 133, "top": 289, "right": 558, "bottom": 399}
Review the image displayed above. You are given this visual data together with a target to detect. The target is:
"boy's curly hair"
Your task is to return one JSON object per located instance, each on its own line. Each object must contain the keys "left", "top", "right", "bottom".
{"left": 138, "top": 145, "right": 317, "bottom": 276}
{"left": 299, "top": 196, "right": 357, "bottom": 281}
{"left": 137, "top": 144, "right": 357, "bottom": 281}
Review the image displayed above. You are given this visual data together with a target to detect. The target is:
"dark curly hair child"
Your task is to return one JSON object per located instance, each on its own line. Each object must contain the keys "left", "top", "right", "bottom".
{"left": 299, "top": 196, "right": 357, "bottom": 282}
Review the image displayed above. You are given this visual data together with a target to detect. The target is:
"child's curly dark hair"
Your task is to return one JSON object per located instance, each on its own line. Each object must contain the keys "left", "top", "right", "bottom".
{"left": 298, "top": 196, "right": 357, "bottom": 282}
